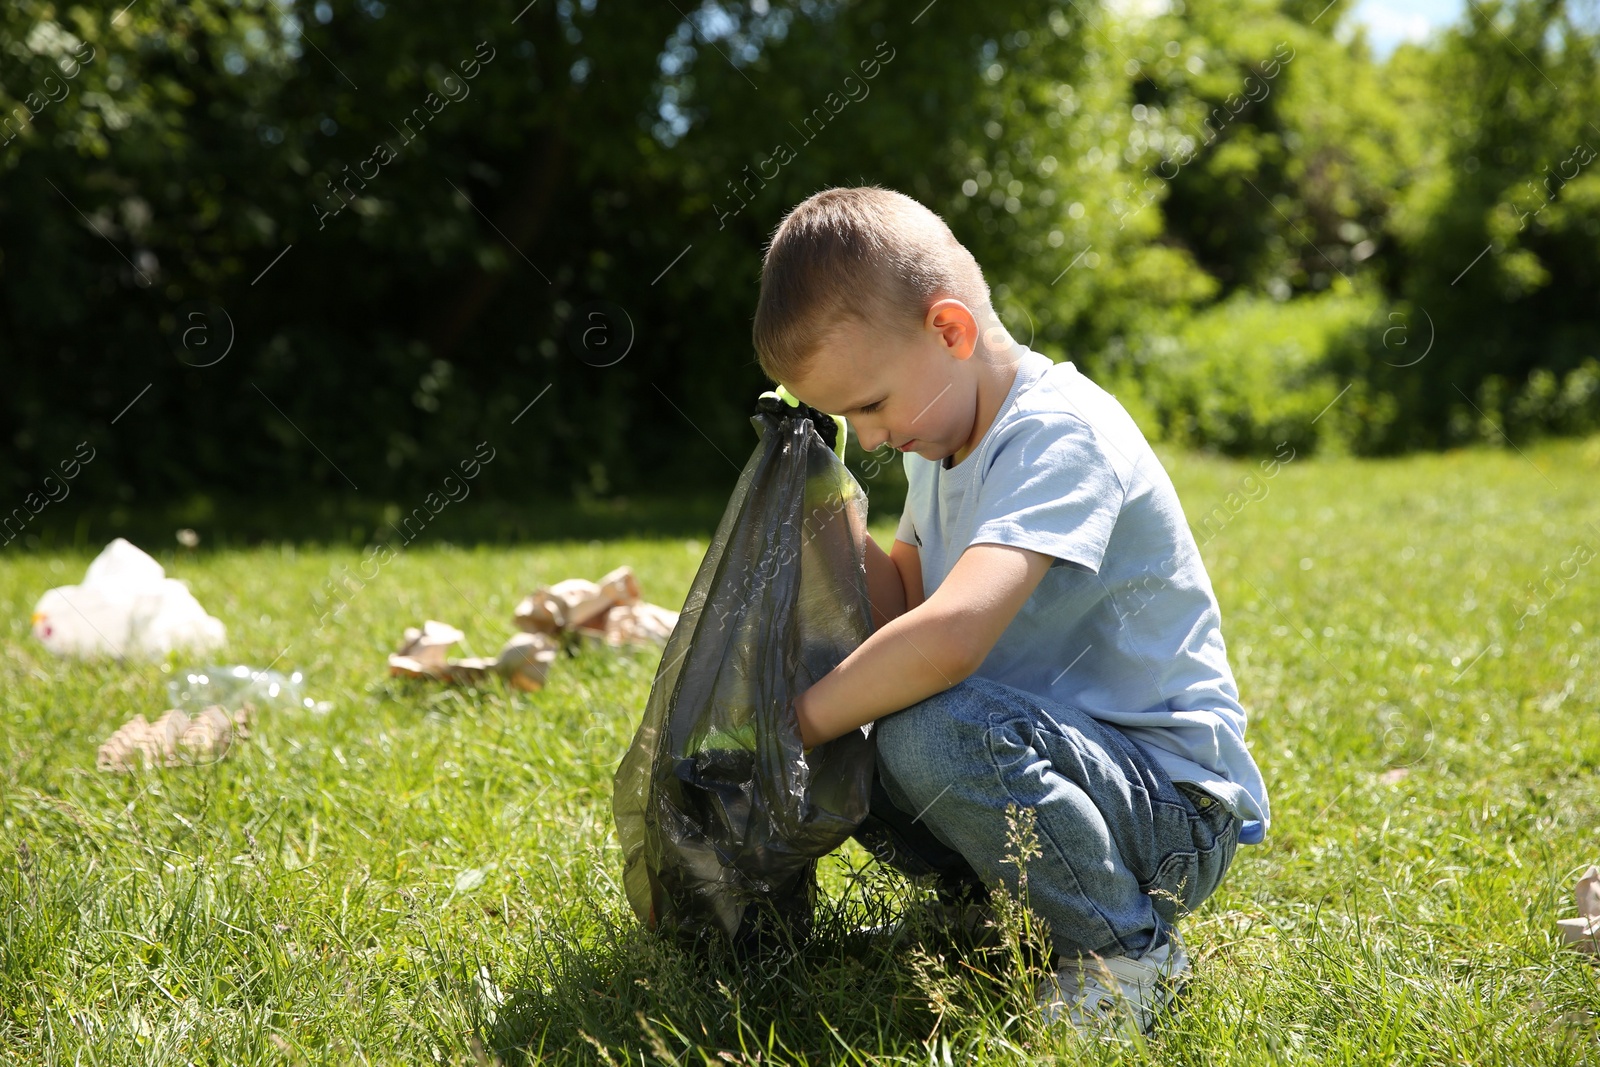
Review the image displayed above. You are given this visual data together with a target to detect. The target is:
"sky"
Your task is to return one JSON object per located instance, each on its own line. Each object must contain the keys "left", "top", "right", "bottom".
{"left": 1347, "top": 0, "right": 1466, "bottom": 55}
{"left": 1110, "top": 0, "right": 1471, "bottom": 57}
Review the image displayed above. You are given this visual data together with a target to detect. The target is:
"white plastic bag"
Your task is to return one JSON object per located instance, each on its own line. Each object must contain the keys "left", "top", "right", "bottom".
{"left": 32, "top": 538, "right": 226, "bottom": 659}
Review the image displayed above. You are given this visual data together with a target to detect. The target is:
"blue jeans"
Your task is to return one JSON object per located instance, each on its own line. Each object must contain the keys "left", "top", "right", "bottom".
{"left": 853, "top": 676, "right": 1241, "bottom": 961}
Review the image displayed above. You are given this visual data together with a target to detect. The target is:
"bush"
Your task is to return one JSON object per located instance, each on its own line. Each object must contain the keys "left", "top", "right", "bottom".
{"left": 1091, "top": 285, "right": 1389, "bottom": 455}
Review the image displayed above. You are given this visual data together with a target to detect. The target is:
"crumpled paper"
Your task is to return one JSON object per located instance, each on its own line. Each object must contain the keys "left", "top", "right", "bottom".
{"left": 387, "top": 621, "right": 558, "bottom": 691}
{"left": 97, "top": 704, "right": 250, "bottom": 772}
{"left": 388, "top": 565, "right": 679, "bottom": 692}
{"left": 1560, "top": 865, "right": 1600, "bottom": 955}
{"left": 514, "top": 565, "right": 678, "bottom": 648}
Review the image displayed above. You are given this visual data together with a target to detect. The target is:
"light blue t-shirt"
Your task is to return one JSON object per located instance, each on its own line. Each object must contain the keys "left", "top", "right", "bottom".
{"left": 894, "top": 346, "right": 1270, "bottom": 833}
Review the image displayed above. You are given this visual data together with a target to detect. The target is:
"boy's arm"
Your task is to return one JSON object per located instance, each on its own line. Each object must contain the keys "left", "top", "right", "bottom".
{"left": 795, "top": 541, "right": 1053, "bottom": 748}
{"left": 862, "top": 536, "right": 906, "bottom": 630}
{"left": 862, "top": 535, "right": 924, "bottom": 628}
{"left": 892, "top": 537, "right": 925, "bottom": 611}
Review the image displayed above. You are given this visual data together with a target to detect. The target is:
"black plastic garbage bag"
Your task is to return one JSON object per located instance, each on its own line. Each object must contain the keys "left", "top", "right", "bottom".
{"left": 613, "top": 399, "right": 876, "bottom": 944}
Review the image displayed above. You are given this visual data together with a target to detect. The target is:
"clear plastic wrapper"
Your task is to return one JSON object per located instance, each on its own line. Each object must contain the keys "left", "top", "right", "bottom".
{"left": 167, "top": 664, "right": 322, "bottom": 714}
{"left": 613, "top": 401, "right": 876, "bottom": 944}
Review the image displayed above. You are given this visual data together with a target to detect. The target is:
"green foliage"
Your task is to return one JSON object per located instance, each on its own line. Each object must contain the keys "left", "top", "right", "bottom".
{"left": 1, "top": 0, "right": 1169, "bottom": 508}
{"left": 1097, "top": 283, "right": 1389, "bottom": 454}
{"left": 1375, "top": 0, "right": 1600, "bottom": 447}
{"left": 1073, "top": 0, "right": 1424, "bottom": 310}
{"left": 3, "top": 0, "right": 1600, "bottom": 514}
{"left": 1087, "top": 0, "right": 1600, "bottom": 456}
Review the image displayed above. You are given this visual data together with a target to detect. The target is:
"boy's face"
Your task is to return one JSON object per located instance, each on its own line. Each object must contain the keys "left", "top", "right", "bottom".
{"left": 783, "top": 301, "right": 981, "bottom": 461}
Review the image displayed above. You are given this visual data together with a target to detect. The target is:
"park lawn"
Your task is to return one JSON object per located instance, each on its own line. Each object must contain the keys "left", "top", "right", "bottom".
{"left": 3, "top": 436, "right": 1600, "bottom": 1066}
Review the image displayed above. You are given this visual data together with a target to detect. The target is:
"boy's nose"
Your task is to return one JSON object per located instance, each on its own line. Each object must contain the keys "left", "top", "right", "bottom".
{"left": 855, "top": 424, "right": 890, "bottom": 451}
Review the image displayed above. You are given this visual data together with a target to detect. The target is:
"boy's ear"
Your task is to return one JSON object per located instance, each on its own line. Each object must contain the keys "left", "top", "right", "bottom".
{"left": 925, "top": 298, "right": 979, "bottom": 360}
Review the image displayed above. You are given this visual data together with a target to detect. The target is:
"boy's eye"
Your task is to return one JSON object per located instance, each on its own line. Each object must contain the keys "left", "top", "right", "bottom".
{"left": 859, "top": 401, "right": 883, "bottom": 414}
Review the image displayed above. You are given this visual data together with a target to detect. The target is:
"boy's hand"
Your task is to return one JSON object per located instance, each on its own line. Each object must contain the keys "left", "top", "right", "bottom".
{"left": 754, "top": 384, "right": 849, "bottom": 457}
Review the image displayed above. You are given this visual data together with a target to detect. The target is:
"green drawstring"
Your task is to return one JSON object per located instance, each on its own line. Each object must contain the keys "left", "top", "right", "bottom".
{"left": 758, "top": 384, "right": 849, "bottom": 458}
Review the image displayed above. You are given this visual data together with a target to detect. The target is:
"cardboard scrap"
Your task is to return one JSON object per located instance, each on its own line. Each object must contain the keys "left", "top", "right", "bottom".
{"left": 516, "top": 565, "right": 641, "bottom": 633}
{"left": 388, "top": 566, "right": 678, "bottom": 694}
{"left": 594, "top": 601, "right": 678, "bottom": 647}
{"left": 1560, "top": 865, "right": 1600, "bottom": 956}
{"left": 514, "top": 565, "right": 678, "bottom": 648}
{"left": 97, "top": 704, "right": 251, "bottom": 772}
{"left": 388, "top": 621, "right": 558, "bottom": 692}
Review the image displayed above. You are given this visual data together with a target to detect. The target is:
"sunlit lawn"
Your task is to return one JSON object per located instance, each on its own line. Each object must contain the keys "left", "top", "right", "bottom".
{"left": 4, "top": 436, "right": 1600, "bottom": 1064}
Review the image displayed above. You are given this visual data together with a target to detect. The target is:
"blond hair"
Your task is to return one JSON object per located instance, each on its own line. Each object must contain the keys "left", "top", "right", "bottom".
{"left": 752, "top": 186, "right": 992, "bottom": 384}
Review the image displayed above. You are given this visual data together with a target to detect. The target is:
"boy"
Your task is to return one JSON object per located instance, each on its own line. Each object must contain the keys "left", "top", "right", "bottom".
{"left": 751, "top": 186, "right": 1270, "bottom": 1035}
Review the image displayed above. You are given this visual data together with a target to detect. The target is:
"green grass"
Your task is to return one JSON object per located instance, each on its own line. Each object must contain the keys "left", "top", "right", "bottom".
{"left": 4, "top": 437, "right": 1600, "bottom": 1065}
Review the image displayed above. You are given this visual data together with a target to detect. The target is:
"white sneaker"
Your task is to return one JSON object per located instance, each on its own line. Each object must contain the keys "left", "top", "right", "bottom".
{"left": 1036, "top": 935, "right": 1190, "bottom": 1036}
